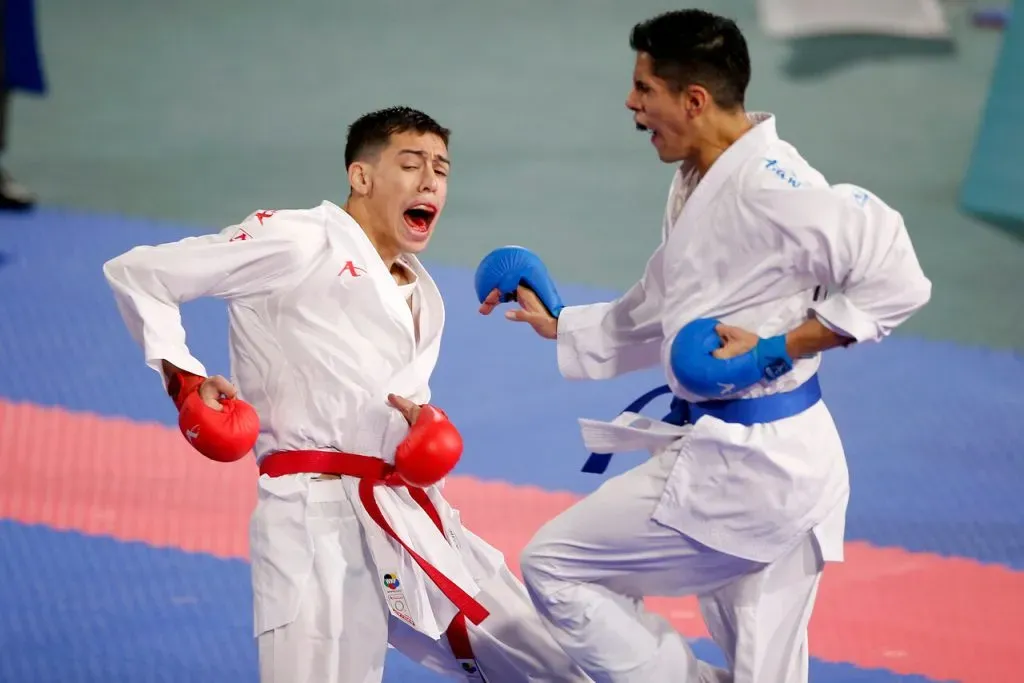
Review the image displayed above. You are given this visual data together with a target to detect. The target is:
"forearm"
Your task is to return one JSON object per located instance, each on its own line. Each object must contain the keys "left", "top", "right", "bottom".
{"left": 104, "top": 258, "right": 208, "bottom": 384}
{"left": 555, "top": 301, "right": 663, "bottom": 380}
{"left": 161, "top": 359, "right": 206, "bottom": 384}
{"left": 160, "top": 359, "right": 208, "bottom": 408}
{"left": 784, "top": 316, "right": 855, "bottom": 359}
{"left": 161, "top": 360, "right": 186, "bottom": 376}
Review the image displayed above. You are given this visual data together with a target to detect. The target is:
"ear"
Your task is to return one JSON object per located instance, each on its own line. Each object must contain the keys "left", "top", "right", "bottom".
{"left": 683, "top": 84, "right": 710, "bottom": 118}
{"left": 347, "top": 161, "right": 372, "bottom": 197}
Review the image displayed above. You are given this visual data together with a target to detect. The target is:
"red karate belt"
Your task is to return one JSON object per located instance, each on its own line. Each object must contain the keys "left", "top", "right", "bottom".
{"left": 259, "top": 450, "right": 486, "bottom": 665}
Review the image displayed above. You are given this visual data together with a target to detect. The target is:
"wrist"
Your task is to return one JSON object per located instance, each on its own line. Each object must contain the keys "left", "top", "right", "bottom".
{"left": 167, "top": 368, "right": 205, "bottom": 410}
{"left": 756, "top": 334, "right": 793, "bottom": 380}
{"left": 784, "top": 333, "right": 799, "bottom": 360}
{"left": 784, "top": 317, "right": 854, "bottom": 359}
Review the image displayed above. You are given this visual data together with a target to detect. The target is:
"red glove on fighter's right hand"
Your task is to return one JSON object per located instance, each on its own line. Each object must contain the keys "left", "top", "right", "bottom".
{"left": 394, "top": 405, "right": 463, "bottom": 487}
{"left": 167, "top": 370, "right": 260, "bottom": 463}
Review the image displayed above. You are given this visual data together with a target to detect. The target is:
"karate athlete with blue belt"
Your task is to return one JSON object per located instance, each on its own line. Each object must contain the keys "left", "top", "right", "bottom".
{"left": 475, "top": 10, "right": 931, "bottom": 683}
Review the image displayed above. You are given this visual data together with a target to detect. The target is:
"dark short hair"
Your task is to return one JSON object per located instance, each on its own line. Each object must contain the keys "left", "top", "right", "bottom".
{"left": 629, "top": 10, "right": 751, "bottom": 110}
{"left": 344, "top": 106, "right": 451, "bottom": 167}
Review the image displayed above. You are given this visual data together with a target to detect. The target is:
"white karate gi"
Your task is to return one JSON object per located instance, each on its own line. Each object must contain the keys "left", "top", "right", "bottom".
{"left": 520, "top": 113, "right": 932, "bottom": 683}
{"left": 103, "top": 201, "right": 591, "bottom": 683}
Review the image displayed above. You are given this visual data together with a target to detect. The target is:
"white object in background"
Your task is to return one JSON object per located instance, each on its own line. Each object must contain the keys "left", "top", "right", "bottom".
{"left": 757, "top": 0, "right": 952, "bottom": 39}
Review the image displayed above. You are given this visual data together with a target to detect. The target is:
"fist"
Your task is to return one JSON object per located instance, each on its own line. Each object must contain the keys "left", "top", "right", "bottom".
{"left": 168, "top": 368, "right": 259, "bottom": 462}
{"left": 711, "top": 324, "right": 759, "bottom": 359}
{"left": 178, "top": 391, "right": 260, "bottom": 462}
{"left": 393, "top": 405, "right": 463, "bottom": 487}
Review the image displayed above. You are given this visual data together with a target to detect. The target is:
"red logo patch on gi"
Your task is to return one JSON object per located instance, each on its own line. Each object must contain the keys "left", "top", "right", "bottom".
{"left": 229, "top": 228, "right": 253, "bottom": 242}
{"left": 254, "top": 210, "right": 276, "bottom": 224}
{"left": 338, "top": 261, "right": 366, "bottom": 278}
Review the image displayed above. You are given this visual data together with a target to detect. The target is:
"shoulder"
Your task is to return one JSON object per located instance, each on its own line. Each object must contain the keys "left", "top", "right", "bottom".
{"left": 736, "top": 139, "right": 830, "bottom": 197}
{"left": 222, "top": 204, "right": 330, "bottom": 244}
{"left": 732, "top": 152, "right": 905, "bottom": 248}
{"left": 735, "top": 141, "right": 883, "bottom": 219}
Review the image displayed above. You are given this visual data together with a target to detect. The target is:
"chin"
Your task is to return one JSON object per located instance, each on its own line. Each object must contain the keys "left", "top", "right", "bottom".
{"left": 656, "top": 146, "right": 687, "bottom": 164}
{"left": 398, "top": 231, "right": 432, "bottom": 254}
{"left": 404, "top": 240, "right": 430, "bottom": 254}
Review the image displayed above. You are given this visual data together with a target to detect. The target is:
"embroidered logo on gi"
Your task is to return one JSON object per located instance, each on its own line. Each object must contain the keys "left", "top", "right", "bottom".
{"left": 764, "top": 359, "right": 791, "bottom": 380}
{"left": 229, "top": 228, "right": 252, "bottom": 242}
{"left": 381, "top": 571, "right": 416, "bottom": 626}
{"left": 457, "top": 659, "right": 487, "bottom": 680}
{"left": 851, "top": 190, "right": 869, "bottom": 207}
{"left": 254, "top": 210, "right": 277, "bottom": 224}
{"left": 338, "top": 260, "right": 366, "bottom": 278}
{"left": 763, "top": 158, "right": 801, "bottom": 188}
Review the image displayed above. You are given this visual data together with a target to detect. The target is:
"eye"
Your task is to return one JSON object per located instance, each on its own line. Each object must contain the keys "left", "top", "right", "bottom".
{"left": 435, "top": 168, "right": 449, "bottom": 178}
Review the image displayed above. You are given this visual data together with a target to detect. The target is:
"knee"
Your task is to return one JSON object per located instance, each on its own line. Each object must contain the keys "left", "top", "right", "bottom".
{"left": 518, "top": 533, "right": 546, "bottom": 591}
{"left": 519, "top": 522, "right": 566, "bottom": 599}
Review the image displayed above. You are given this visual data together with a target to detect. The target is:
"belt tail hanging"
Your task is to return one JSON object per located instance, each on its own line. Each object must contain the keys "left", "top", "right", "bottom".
{"left": 582, "top": 384, "right": 674, "bottom": 474}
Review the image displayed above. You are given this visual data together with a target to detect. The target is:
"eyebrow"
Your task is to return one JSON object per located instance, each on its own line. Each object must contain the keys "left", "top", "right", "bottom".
{"left": 398, "top": 149, "right": 451, "bottom": 166}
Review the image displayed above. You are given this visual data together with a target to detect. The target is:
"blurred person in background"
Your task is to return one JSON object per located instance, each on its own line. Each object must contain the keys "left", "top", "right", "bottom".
{"left": 0, "top": 0, "right": 45, "bottom": 211}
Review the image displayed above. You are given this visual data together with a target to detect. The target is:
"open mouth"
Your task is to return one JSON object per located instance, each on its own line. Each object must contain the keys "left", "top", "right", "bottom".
{"left": 403, "top": 204, "right": 437, "bottom": 234}
{"left": 635, "top": 121, "right": 657, "bottom": 144}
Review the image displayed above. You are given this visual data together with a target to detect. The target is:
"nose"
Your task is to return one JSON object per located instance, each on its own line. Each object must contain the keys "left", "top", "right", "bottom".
{"left": 420, "top": 168, "right": 439, "bottom": 192}
{"left": 625, "top": 89, "right": 640, "bottom": 112}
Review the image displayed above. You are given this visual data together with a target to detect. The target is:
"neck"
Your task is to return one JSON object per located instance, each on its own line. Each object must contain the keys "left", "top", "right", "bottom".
{"left": 343, "top": 197, "right": 401, "bottom": 269}
{"left": 691, "top": 109, "right": 753, "bottom": 177}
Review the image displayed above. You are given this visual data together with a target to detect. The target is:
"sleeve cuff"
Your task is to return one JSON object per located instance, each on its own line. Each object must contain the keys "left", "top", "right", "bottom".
{"left": 145, "top": 349, "right": 208, "bottom": 391}
{"left": 555, "top": 305, "right": 591, "bottom": 379}
{"left": 810, "top": 294, "right": 880, "bottom": 344}
{"left": 554, "top": 303, "right": 618, "bottom": 379}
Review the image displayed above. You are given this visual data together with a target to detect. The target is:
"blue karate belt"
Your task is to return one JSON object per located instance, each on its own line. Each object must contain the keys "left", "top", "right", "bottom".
{"left": 581, "top": 374, "right": 823, "bottom": 474}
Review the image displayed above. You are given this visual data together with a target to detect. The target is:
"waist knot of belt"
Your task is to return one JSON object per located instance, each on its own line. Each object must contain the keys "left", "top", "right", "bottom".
{"left": 582, "top": 374, "right": 824, "bottom": 474}
{"left": 259, "top": 449, "right": 487, "bottom": 663}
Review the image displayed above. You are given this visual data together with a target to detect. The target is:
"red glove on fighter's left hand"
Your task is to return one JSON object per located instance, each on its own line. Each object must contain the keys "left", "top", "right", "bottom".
{"left": 168, "top": 370, "right": 260, "bottom": 463}
{"left": 394, "top": 405, "right": 463, "bottom": 487}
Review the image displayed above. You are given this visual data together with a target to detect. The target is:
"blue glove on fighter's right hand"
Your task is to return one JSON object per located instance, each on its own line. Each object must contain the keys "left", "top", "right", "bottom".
{"left": 474, "top": 246, "right": 565, "bottom": 318}
{"left": 670, "top": 318, "right": 794, "bottom": 398}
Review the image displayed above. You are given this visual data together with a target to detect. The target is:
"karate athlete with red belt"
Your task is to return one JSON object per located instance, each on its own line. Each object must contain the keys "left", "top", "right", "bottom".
{"left": 103, "top": 106, "right": 591, "bottom": 683}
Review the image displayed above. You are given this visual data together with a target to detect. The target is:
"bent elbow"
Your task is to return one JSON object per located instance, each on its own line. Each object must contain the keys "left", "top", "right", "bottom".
{"left": 102, "top": 254, "right": 130, "bottom": 288}
{"left": 908, "top": 272, "right": 933, "bottom": 313}
{"left": 103, "top": 245, "right": 153, "bottom": 288}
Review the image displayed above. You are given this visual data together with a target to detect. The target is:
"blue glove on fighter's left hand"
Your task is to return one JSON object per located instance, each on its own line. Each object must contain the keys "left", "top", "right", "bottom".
{"left": 669, "top": 318, "right": 794, "bottom": 398}
{"left": 474, "top": 246, "right": 565, "bottom": 318}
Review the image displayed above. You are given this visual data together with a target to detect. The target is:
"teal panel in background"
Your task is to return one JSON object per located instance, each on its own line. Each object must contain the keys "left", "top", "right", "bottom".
{"left": 961, "top": 2, "right": 1024, "bottom": 233}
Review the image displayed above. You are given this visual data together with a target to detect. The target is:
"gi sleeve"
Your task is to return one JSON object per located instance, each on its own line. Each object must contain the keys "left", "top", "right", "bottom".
{"left": 751, "top": 183, "right": 932, "bottom": 343}
{"left": 102, "top": 209, "right": 316, "bottom": 384}
{"left": 555, "top": 240, "right": 668, "bottom": 380}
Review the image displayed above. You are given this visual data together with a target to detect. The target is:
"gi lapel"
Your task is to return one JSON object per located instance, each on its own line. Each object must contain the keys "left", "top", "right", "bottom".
{"left": 671, "top": 112, "right": 780, "bottom": 232}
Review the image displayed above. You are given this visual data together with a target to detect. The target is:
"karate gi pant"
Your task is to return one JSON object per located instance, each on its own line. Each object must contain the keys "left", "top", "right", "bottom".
{"left": 520, "top": 449, "right": 824, "bottom": 683}
{"left": 256, "top": 477, "right": 592, "bottom": 683}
